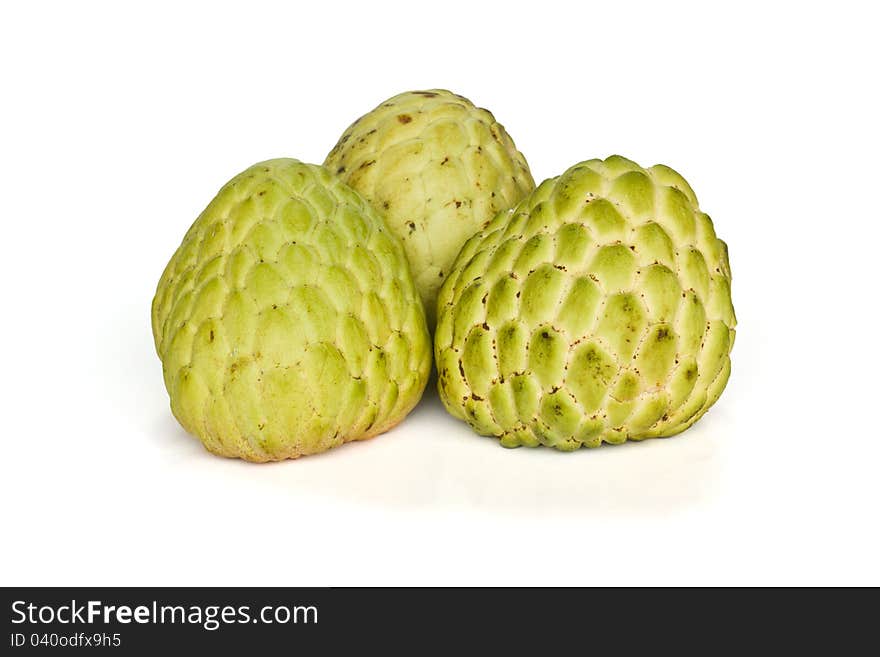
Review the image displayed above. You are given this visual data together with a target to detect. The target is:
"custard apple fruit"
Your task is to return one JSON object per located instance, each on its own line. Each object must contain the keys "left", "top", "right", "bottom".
{"left": 324, "top": 89, "right": 535, "bottom": 327}
{"left": 435, "top": 156, "right": 736, "bottom": 450}
{"left": 152, "top": 159, "right": 431, "bottom": 461}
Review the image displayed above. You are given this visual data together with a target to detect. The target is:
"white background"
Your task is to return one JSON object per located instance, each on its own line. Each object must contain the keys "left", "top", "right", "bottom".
{"left": 1, "top": 1, "right": 878, "bottom": 586}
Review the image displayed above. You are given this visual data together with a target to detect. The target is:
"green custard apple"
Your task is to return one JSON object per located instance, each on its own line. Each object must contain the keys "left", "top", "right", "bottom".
{"left": 324, "top": 89, "right": 535, "bottom": 327}
{"left": 152, "top": 159, "right": 431, "bottom": 461}
{"left": 435, "top": 156, "right": 736, "bottom": 450}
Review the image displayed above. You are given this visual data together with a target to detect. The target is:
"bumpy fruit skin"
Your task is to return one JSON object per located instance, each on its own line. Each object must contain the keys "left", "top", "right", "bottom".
{"left": 152, "top": 159, "right": 431, "bottom": 462}
{"left": 324, "top": 89, "right": 535, "bottom": 327}
{"left": 435, "top": 156, "right": 736, "bottom": 450}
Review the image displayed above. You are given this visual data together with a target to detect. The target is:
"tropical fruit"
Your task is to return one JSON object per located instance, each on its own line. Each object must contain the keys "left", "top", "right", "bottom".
{"left": 435, "top": 155, "right": 736, "bottom": 449}
{"left": 325, "top": 89, "right": 535, "bottom": 326}
{"left": 152, "top": 159, "right": 431, "bottom": 461}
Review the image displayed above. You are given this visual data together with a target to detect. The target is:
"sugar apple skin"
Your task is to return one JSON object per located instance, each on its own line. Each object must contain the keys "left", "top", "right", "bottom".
{"left": 324, "top": 89, "right": 535, "bottom": 327}
{"left": 435, "top": 156, "right": 736, "bottom": 450}
{"left": 152, "top": 159, "right": 431, "bottom": 462}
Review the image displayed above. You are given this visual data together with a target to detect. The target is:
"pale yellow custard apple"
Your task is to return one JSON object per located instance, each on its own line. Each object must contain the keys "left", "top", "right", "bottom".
{"left": 324, "top": 89, "right": 535, "bottom": 327}
{"left": 152, "top": 159, "right": 431, "bottom": 461}
{"left": 435, "top": 156, "right": 736, "bottom": 450}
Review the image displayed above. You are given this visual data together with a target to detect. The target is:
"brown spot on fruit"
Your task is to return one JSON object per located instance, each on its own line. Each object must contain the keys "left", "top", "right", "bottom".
{"left": 397, "top": 114, "right": 412, "bottom": 124}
